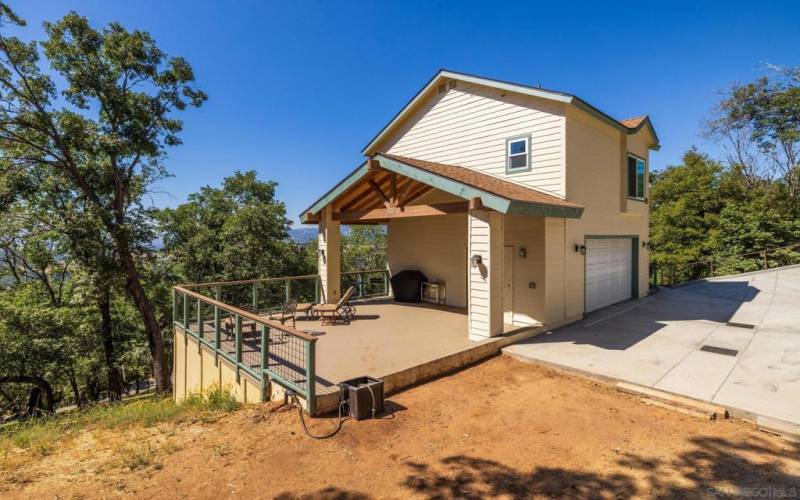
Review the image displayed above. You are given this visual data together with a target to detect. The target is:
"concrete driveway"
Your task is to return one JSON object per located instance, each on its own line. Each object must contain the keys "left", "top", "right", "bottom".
{"left": 504, "top": 266, "right": 800, "bottom": 426}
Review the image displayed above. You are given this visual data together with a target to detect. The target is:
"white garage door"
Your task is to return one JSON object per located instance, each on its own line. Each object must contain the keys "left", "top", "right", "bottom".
{"left": 585, "top": 238, "right": 633, "bottom": 313}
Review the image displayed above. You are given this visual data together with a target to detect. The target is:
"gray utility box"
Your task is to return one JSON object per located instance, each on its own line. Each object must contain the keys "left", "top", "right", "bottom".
{"left": 339, "top": 376, "right": 384, "bottom": 421}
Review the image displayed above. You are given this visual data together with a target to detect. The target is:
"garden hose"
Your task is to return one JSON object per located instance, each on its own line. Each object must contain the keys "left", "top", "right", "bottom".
{"left": 290, "top": 392, "right": 346, "bottom": 439}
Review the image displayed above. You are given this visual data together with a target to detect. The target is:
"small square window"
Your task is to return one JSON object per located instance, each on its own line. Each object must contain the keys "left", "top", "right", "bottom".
{"left": 506, "top": 136, "right": 530, "bottom": 173}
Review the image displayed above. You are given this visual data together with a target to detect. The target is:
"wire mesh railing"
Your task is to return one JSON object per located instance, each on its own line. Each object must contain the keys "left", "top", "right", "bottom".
{"left": 172, "top": 285, "right": 318, "bottom": 414}
{"left": 173, "top": 269, "right": 391, "bottom": 414}
{"left": 341, "top": 269, "right": 391, "bottom": 300}
{"left": 650, "top": 242, "right": 800, "bottom": 288}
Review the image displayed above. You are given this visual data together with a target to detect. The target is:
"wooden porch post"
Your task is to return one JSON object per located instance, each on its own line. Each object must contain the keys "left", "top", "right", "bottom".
{"left": 318, "top": 205, "right": 341, "bottom": 303}
{"left": 467, "top": 209, "right": 504, "bottom": 341}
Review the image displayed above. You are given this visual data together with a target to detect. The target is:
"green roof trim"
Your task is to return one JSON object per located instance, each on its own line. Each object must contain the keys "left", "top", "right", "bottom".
{"left": 299, "top": 161, "right": 369, "bottom": 223}
{"left": 300, "top": 154, "right": 584, "bottom": 222}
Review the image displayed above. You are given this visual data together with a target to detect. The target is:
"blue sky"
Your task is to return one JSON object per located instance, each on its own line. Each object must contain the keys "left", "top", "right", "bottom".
{"left": 10, "top": 1, "right": 800, "bottom": 225}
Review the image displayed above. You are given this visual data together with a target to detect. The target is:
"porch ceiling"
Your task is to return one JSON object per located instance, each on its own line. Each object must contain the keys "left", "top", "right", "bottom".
{"left": 300, "top": 153, "right": 584, "bottom": 224}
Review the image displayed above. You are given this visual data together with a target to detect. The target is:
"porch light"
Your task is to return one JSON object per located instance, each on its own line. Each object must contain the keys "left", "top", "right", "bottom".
{"left": 318, "top": 248, "right": 325, "bottom": 258}
{"left": 575, "top": 244, "right": 586, "bottom": 256}
{"left": 518, "top": 247, "right": 526, "bottom": 259}
{"left": 470, "top": 254, "right": 482, "bottom": 268}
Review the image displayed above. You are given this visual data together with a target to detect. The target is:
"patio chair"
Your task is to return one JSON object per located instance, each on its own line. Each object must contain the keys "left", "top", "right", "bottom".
{"left": 268, "top": 298, "right": 298, "bottom": 329}
{"left": 222, "top": 305, "right": 259, "bottom": 339}
{"left": 312, "top": 286, "right": 357, "bottom": 325}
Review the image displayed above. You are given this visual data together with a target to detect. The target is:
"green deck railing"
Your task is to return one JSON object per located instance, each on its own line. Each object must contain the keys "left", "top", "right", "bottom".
{"left": 341, "top": 269, "right": 390, "bottom": 300}
{"left": 172, "top": 269, "right": 391, "bottom": 414}
{"left": 172, "top": 285, "right": 320, "bottom": 414}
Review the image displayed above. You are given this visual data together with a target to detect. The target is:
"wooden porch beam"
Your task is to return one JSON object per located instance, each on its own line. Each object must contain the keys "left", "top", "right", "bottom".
{"left": 334, "top": 201, "right": 468, "bottom": 223}
{"left": 469, "top": 197, "right": 485, "bottom": 210}
{"left": 368, "top": 179, "right": 392, "bottom": 208}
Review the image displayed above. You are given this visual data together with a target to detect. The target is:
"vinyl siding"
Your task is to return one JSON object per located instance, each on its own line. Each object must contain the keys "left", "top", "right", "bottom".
{"left": 376, "top": 81, "right": 566, "bottom": 197}
{"left": 467, "top": 210, "right": 504, "bottom": 340}
{"left": 387, "top": 213, "right": 468, "bottom": 307}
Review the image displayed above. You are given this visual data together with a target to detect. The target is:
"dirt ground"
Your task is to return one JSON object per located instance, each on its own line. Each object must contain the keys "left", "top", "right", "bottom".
{"left": 2, "top": 355, "right": 799, "bottom": 499}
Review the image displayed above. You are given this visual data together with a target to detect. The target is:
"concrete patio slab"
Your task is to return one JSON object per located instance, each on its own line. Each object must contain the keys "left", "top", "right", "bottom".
{"left": 504, "top": 266, "right": 800, "bottom": 427}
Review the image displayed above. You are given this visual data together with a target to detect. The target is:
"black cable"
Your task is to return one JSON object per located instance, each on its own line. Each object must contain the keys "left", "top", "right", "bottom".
{"left": 291, "top": 392, "right": 346, "bottom": 439}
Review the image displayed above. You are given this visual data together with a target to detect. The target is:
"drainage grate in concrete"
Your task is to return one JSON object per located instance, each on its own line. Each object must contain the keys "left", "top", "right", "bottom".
{"left": 726, "top": 322, "right": 755, "bottom": 329}
{"left": 700, "top": 345, "right": 739, "bottom": 357}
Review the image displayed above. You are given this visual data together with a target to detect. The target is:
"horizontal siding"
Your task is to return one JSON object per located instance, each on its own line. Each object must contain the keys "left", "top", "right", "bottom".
{"left": 468, "top": 210, "right": 503, "bottom": 339}
{"left": 380, "top": 81, "right": 566, "bottom": 197}
{"left": 387, "top": 214, "right": 467, "bottom": 307}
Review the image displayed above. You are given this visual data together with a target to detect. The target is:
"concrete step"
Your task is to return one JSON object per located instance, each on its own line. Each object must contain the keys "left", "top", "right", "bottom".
{"left": 640, "top": 397, "right": 716, "bottom": 420}
{"left": 757, "top": 416, "right": 800, "bottom": 443}
{"left": 616, "top": 382, "right": 728, "bottom": 420}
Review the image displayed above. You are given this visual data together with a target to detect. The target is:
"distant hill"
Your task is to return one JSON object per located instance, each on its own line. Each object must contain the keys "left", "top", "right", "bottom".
{"left": 288, "top": 227, "right": 317, "bottom": 244}
{"left": 288, "top": 226, "right": 351, "bottom": 244}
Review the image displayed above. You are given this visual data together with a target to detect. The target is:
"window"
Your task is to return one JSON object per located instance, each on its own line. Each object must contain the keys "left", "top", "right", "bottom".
{"left": 627, "top": 154, "right": 646, "bottom": 200}
{"left": 506, "top": 135, "right": 531, "bottom": 173}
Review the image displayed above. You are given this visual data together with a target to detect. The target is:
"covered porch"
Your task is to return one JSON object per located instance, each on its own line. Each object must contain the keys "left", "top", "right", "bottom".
{"left": 301, "top": 153, "right": 584, "bottom": 341}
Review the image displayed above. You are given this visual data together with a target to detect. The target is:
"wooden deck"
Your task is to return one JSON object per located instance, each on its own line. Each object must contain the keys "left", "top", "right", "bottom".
{"left": 188, "top": 299, "right": 542, "bottom": 411}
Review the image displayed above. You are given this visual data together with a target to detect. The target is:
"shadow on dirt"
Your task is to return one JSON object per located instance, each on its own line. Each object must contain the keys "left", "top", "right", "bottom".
{"left": 277, "top": 433, "right": 799, "bottom": 498}
{"left": 400, "top": 435, "right": 799, "bottom": 499}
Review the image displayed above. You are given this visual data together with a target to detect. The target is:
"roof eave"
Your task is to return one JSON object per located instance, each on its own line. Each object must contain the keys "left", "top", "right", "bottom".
{"left": 300, "top": 154, "right": 585, "bottom": 223}
{"left": 299, "top": 161, "right": 369, "bottom": 223}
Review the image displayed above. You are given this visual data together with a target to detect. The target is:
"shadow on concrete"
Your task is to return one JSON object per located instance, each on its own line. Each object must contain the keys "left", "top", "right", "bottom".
{"left": 527, "top": 280, "right": 762, "bottom": 351}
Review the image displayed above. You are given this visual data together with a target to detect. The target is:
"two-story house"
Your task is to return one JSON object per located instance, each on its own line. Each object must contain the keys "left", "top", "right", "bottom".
{"left": 302, "top": 69, "right": 659, "bottom": 341}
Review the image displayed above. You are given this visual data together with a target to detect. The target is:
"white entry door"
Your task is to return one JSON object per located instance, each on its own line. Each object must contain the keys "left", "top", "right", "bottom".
{"left": 585, "top": 238, "right": 633, "bottom": 313}
{"left": 503, "top": 246, "right": 514, "bottom": 324}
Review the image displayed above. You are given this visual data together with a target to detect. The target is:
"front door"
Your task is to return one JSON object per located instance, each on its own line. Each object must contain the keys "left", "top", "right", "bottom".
{"left": 503, "top": 246, "right": 514, "bottom": 324}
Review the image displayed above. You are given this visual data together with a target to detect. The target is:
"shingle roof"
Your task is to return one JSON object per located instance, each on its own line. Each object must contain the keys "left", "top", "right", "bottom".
{"left": 378, "top": 153, "right": 582, "bottom": 210}
{"left": 619, "top": 116, "right": 648, "bottom": 129}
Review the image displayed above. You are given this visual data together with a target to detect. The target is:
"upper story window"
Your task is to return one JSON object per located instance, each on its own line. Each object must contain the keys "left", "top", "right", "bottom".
{"left": 506, "top": 135, "right": 531, "bottom": 173}
{"left": 627, "top": 154, "right": 646, "bottom": 200}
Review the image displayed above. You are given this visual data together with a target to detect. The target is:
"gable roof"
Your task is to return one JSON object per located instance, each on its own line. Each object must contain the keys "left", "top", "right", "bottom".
{"left": 300, "top": 153, "right": 584, "bottom": 223}
{"left": 362, "top": 69, "right": 660, "bottom": 155}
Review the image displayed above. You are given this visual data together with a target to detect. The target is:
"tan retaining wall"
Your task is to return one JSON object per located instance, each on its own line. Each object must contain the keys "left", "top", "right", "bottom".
{"left": 173, "top": 327, "right": 262, "bottom": 404}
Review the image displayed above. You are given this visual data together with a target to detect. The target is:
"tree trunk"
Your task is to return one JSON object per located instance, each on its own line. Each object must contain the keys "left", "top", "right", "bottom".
{"left": 67, "top": 368, "right": 82, "bottom": 408}
{"left": 116, "top": 246, "right": 171, "bottom": 393}
{"left": 98, "top": 290, "right": 125, "bottom": 401}
{"left": 0, "top": 376, "right": 54, "bottom": 414}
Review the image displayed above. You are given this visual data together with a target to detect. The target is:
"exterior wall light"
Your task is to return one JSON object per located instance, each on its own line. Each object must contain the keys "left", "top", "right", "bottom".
{"left": 518, "top": 247, "right": 527, "bottom": 258}
{"left": 470, "top": 254, "right": 483, "bottom": 268}
{"left": 575, "top": 244, "right": 586, "bottom": 256}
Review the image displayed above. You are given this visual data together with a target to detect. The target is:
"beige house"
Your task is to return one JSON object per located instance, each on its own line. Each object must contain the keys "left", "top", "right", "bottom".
{"left": 302, "top": 69, "right": 660, "bottom": 340}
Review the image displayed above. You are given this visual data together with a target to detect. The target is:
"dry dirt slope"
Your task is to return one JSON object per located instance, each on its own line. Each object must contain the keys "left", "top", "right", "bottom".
{"left": 3, "top": 355, "right": 799, "bottom": 499}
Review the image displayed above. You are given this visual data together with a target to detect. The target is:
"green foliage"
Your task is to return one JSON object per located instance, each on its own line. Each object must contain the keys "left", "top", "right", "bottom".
{"left": 341, "top": 225, "right": 387, "bottom": 271}
{"left": 650, "top": 151, "right": 800, "bottom": 280}
{"left": 304, "top": 225, "right": 388, "bottom": 273}
{"left": 649, "top": 150, "right": 723, "bottom": 268}
{"left": 159, "top": 171, "right": 311, "bottom": 283}
{"left": 0, "top": 5, "right": 207, "bottom": 392}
